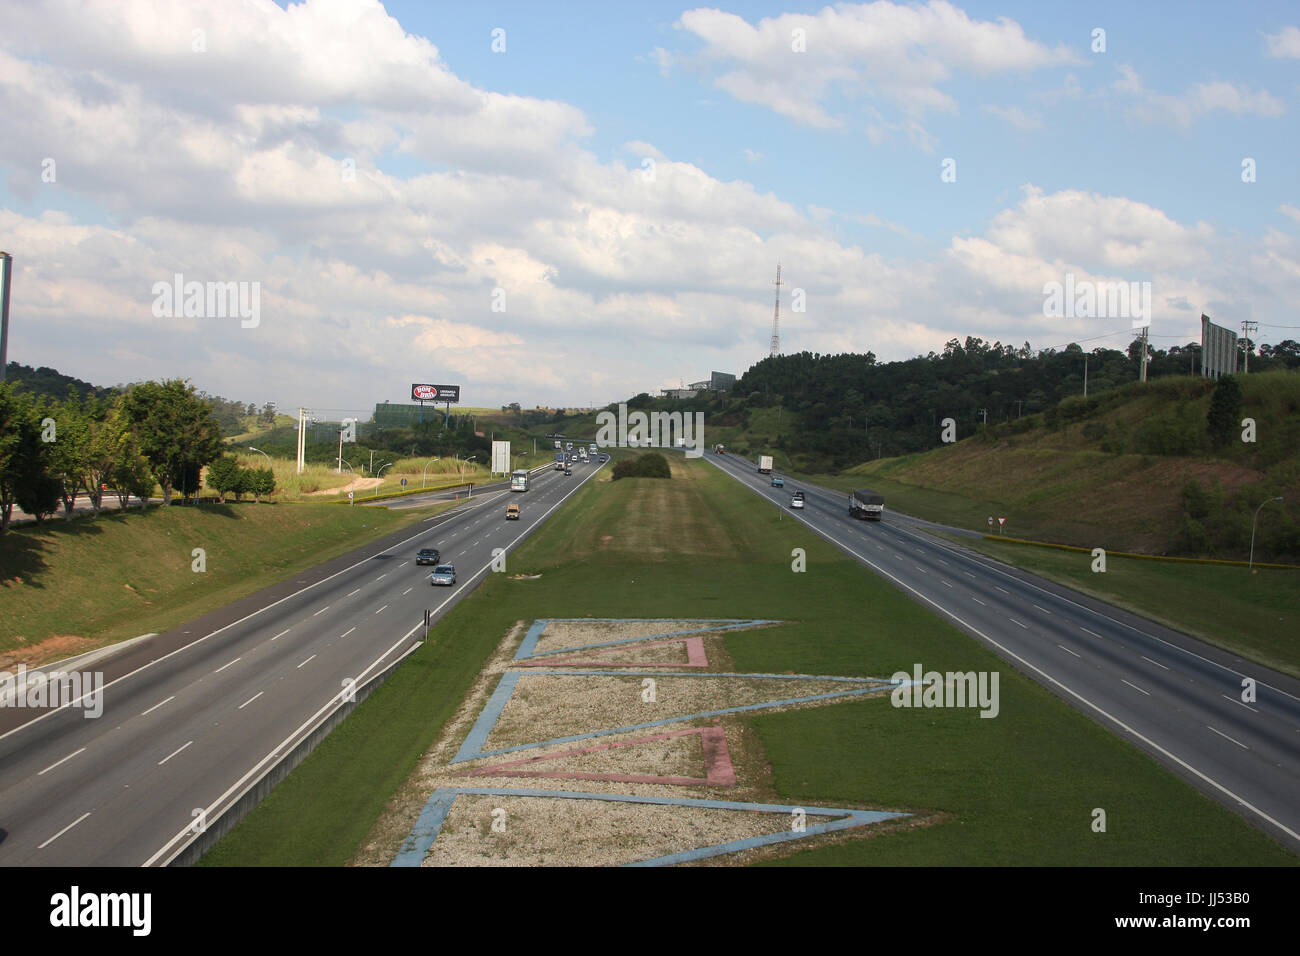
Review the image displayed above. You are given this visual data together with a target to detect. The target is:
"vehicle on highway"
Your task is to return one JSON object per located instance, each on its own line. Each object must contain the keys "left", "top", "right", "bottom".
{"left": 758, "top": 455, "right": 773, "bottom": 474}
{"left": 555, "top": 460, "right": 564, "bottom": 471}
{"left": 790, "top": 491, "right": 805, "bottom": 509}
{"left": 429, "top": 564, "right": 457, "bottom": 586}
{"left": 771, "top": 476, "right": 785, "bottom": 488}
{"left": 506, "top": 503, "right": 520, "bottom": 520}
{"left": 564, "top": 466, "right": 572, "bottom": 475}
{"left": 511, "top": 469, "right": 530, "bottom": 492}
{"left": 714, "top": 444, "right": 725, "bottom": 454}
{"left": 849, "top": 489, "right": 885, "bottom": 521}
{"left": 415, "top": 547, "right": 441, "bottom": 565}
{"left": 589, "top": 444, "right": 598, "bottom": 454}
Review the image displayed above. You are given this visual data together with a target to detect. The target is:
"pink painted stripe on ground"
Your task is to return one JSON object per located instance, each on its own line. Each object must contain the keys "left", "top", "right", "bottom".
{"left": 513, "top": 636, "right": 710, "bottom": 669}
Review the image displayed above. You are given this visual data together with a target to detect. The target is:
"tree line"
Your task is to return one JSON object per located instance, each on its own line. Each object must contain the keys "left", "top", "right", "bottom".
{"left": 0, "top": 378, "right": 273, "bottom": 533}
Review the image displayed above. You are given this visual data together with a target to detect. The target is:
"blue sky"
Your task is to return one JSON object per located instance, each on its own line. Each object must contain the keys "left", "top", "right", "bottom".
{"left": 1, "top": 0, "right": 1297, "bottom": 411}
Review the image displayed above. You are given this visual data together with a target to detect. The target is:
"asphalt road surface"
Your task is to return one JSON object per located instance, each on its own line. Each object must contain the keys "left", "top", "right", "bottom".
{"left": 707, "top": 451, "right": 1300, "bottom": 854}
{"left": 0, "top": 458, "right": 604, "bottom": 866}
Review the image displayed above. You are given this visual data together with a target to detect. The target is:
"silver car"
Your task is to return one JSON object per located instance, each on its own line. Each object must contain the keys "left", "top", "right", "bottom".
{"left": 429, "top": 564, "right": 456, "bottom": 586}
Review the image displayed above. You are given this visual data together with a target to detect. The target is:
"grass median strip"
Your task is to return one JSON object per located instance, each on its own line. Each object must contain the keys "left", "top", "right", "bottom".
{"left": 202, "top": 459, "right": 1296, "bottom": 866}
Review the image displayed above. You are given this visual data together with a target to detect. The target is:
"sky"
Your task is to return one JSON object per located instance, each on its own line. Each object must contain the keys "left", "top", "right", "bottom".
{"left": 1, "top": 0, "right": 1298, "bottom": 416}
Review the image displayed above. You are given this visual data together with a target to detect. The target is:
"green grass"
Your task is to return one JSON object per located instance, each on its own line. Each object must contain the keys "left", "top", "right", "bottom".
{"left": 203, "top": 456, "right": 1294, "bottom": 865}
{"left": 927, "top": 534, "right": 1300, "bottom": 679}
{"left": 0, "top": 500, "right": 453, "bottom": 665}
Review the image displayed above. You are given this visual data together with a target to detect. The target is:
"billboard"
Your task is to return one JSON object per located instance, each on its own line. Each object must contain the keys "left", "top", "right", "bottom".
{"left": 491, "top": 440, "right": 511, "bottom": 475}
{"left": 411, "top": 383, "right": 461, "bottom": 403}
{"left": 1201, "top": 315, "right": 1238, "bottom": 379}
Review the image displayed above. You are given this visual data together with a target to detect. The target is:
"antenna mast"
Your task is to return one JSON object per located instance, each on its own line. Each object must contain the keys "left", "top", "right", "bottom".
{"left": 770, "top": 262, "right": 781, "bottom": 357}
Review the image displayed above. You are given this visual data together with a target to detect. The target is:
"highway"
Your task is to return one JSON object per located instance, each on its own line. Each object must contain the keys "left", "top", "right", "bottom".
{"left": 707, "top": 451, "right": 1300, "bottom": 854}
{"left": 0, "top": 458, "right": 604, "bottom": 866}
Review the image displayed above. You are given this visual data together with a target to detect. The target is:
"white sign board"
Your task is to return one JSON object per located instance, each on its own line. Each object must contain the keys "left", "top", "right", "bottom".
{"left": 491, "top": 440, "right": 511, "bottom": 475}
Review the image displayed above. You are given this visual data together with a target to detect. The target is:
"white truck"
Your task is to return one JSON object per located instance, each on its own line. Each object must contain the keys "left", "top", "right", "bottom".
{"left": 757, "top": 455, "right": 773, "bottom": 474}
{"left": 849, "top": 489, "right": 885, "bottom": 521}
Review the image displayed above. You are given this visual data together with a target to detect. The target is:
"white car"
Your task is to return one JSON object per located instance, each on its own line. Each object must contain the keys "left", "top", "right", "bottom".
{"left": 790, "top": 492, "right": 805, "bottom": 510}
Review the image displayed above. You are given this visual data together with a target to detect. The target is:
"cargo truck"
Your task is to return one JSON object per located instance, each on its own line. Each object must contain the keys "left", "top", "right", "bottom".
{"left": 758, "top": 455, "right": 773, "bottom": 474}
{"left": 849, "top": 489, "right": 885, "bottom": 520}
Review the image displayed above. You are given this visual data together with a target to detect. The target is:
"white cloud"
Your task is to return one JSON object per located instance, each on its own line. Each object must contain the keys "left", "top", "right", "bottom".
{"left": 979, "top": 104, "right": 1042, "bottom": 131}
{"left": 1112, "top": 65, "right": 1285, "bottom": 127}
{"left": 1263, "top": 25, "right": 1300, "bottom": 58}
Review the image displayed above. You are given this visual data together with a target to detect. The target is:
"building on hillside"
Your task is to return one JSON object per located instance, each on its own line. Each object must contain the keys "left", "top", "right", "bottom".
{"left": 661, "top": 371, "right": 734, "bottom": 400}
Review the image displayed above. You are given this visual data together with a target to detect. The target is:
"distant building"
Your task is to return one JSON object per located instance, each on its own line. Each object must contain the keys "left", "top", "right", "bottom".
{"left": 664, "top": 371, "right": 735, "bottom": 399}
{"left": 661, "top": 388, "right": 699, "bottom": 400}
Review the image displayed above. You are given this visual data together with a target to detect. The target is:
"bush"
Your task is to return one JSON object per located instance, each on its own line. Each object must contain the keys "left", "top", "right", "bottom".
{"left": 611, "top": 453, "right": 671, "bottom": 480}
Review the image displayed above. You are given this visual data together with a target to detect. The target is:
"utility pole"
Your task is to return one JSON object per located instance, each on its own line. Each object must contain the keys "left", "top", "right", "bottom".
{"left": 1016, "top": 399, "right": 1023, "bottom": 418}
{"left": 1137, "top": 327, "right": 1151, "bottom": 383}
{"left": 1241, "top": 320, "right": 1258, "bottom": 373}
{"left": 337, "top": 427, "right": 343, "bottom": 474}
{"left": 1083, "top": 354, "right": 1089, "bottom": 397}
{"left": 0, "top": 252, "right": 12, "bottom": 382}
{"left": 979, "top": 408, "right": 988, "bottom": 425}
{"left": 296, "top": 408, "right": 307, "bottom": 474}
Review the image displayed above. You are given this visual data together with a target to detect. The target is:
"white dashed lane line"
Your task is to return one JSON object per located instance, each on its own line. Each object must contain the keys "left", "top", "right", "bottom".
{"left": 272, "top": 629, "right": 290, "bottom": 641}
{"left": 38, "top": 812, "right": 90, "bottom": 849}
{"left": 1033, "top": 604, "right": 1052, "bottom": 615}
{"left": 313, "top": 606, "right": 330, "bottom": 617}
{"left": 38, "top": 748, "right": 86, "bottom": 776}
{"left": 402, "top": 588, "right": 412, "bottom": 596}
{"left": 375, "top": 605, "right": 388, "bottom": 615}
{"left": 1008, "top": 618, "right": 1028, "bottom": 629}
{"left": 142, "top": 696, "right": 174, "bottom": 716}
{"left": 341, "top": 627, "right": 356, "bottom": 638}
{"left": 1121, "top": 679, "right": 1150, "bottom": 696}
{"left": 1141, "top": 655, "right": 1170, "bottom": 670}
{"left": 158, "top": 740, "right": 193, "bottom": 764}
{"left": 972, "top": 597, "right": 987, "bottom": 606}
{"left": 214, "top": 657, "right": 241, "bottom": 674}
{"left": 347, "top": 589, "right": 360, "bottom": 597}
{"left": 238, "top": 692, "right": 263, "bottom": 710}
{"left": 1208, "top": 726, "right": 1249, "bottom": 750}
{"left": 1058, "top": 644, "right": 1082, "bottom": 658}
{"left": 1221, "top": 694, "right": 1260, "bottom": 714}
{"left": 297, "top": 655, "right": 316, "bottom": 669}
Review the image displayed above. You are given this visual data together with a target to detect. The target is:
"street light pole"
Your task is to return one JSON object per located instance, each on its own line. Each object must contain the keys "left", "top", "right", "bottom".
{"left": 462, "top": 455, "right": 477, "bottom": 498}
{"left": 1249, "top": 497, "right": 1284, "bottom": 572}
{"left": 248, "top": 446, "right": 272, "bottom": 468}
{"left": 339, "top": 459, "right": 357, "bottom": 504}
{"left": 422, "top": 457, "right": 440, "bottom": 488}
{"left": 374, "top": 462, "right": 393, "bottom": 496}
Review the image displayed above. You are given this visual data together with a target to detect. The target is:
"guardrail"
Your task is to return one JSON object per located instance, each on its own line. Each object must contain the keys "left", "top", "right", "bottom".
{"left": 981, "top": 534, "right": 1300, "bottom": 571}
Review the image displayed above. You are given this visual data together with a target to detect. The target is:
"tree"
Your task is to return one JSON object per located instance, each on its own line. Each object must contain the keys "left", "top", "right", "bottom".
{"left": 250, "top": 467, "right": 276, "bottom": 501}
{"left": 206, "top": 456, "right": 243, "bottom": 502}
{"left": 0, "top": 383, "right": 57, "bottom": 532}
{"left": 1206, "top": 375, "right": 1242, "bottom": 449}
{"left": 119, "top": 380, "right": 224, "bottom": 504}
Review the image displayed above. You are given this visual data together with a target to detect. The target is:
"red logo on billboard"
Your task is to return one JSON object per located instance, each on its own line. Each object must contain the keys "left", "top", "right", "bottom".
{"left": 412, "top": 384, "right": 438, "bottom": 401}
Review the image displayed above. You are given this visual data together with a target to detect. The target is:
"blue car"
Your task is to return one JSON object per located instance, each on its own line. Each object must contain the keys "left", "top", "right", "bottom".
{"left": 771, "top": 476, "right": 785, "bottom": 488}
{"left": 429, "top": 565, "right": 456, "bottom": 587}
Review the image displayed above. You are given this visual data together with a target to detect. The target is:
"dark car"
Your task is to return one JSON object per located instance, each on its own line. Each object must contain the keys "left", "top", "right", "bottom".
{"left": 564, "top": 467, "right": 572, "bottom": 475}
{"left": 415, "top": 547, "right": 441, "bottom": 565}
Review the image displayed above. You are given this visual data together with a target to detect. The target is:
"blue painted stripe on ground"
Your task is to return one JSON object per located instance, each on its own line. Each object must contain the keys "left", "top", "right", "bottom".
{"left": 392, "top": 785, "right": 910, "bottom": 867}
{"left": 513, "top": 620, "right": 552, "bottom": 660}
{"left": 453, "top": 683, "right": 893, "bottom": 762}
{"left": 391, "top": 789, "right": 459, "bottom": 867}
{"left": 452, "top": 672, "right": 522, "bottom": 763}
{"left": 517, "top": 620, "right": 779, "bottom": 660}
{"left": 629, "top": 810, "right": 909, "bottom": 867}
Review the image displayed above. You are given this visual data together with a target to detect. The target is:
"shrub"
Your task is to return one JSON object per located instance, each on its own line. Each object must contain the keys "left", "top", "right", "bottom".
{"left": 611, "top": 453, "right": 671, "bottom": 480}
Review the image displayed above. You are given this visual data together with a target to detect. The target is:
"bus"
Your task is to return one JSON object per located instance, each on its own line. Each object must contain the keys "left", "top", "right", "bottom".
{"left": 510, "top": 469, "right": 530, "bottom": 492}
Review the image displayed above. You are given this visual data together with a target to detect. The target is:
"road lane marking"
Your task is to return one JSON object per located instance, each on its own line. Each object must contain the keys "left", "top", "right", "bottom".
{"left": 214, "top": 657, "right": 241, "bottom": 673}
{"left": 972, "top": 597, "right": 987, "bottom": 606}
{"left": 142, "top": 696, "right": 174, "bottom": 716}
{"left": 1033, "top": 604, "right": 1052, "bottom": 614}
{"left": 1142, "top": 655, "right": 1169, "bottom": 670}
{"left": 942, "top": 580, "right": 952, "bottom": 588}
{"left": 272, "top": 629, "right": 290, "bottom": 641}
{"left": 1058, "top": 644, "right": 1081, "bottom": 658}
{"left": 347, "top": 589, "right": 360, "bottom": 597}
{"left": 39, "top": 748, "right": 86, "bottom": 776}
{"left": 341, "top": 627, "right": 356, "bottom": 638}
{"left": 375, "top": 573, "right": 387, "bottom": 581}
{"left": 994, "top": 586, "right": 1009, "bottom": 594}
{"left": 1121, "top": 679, "right": 1150, "bottom": 696}
{"left": 1208, "top": 726, "right": 1248, "bottom": 749}
{"left": 297, "top": 655, "right": 316, "bottom": 668}
{"left": 238, "top": 692, "right": 263, "bottom": 710}
{"left": 313, "top": 606, "right": 330, "bottom": 616}
{"left": 1221, "top": 694, "right": 1259, "bottom": 714}
{"left": 1008, "top": 618, "right": 1028, "bottom": 629}
{"left": 1081, "top": 627, "right": 1102, "bottom": 638}
{"left": 39, "top": 812, "right": 90, "bottom": 849}
{"left": 159, "top": 740, "right": 194, "bottom": 764}
{"left": 375, "top": 605, "right": 388, "bottom": 615}
{"left": 402, "top": 588, "right": 412, "bottom": 596}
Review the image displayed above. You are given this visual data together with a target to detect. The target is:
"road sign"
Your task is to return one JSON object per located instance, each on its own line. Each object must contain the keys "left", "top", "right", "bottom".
{"left": 400, "top": 478, "right": 407, "bottom": 487}
{"left": 987, "top": 516, "right": 993, "bottom": 528}
{"left": 998, "top": 517, "right": 1006, "bottom": 528}
{"left": 424, "top": 609, "right": 432, "bottom": 628}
